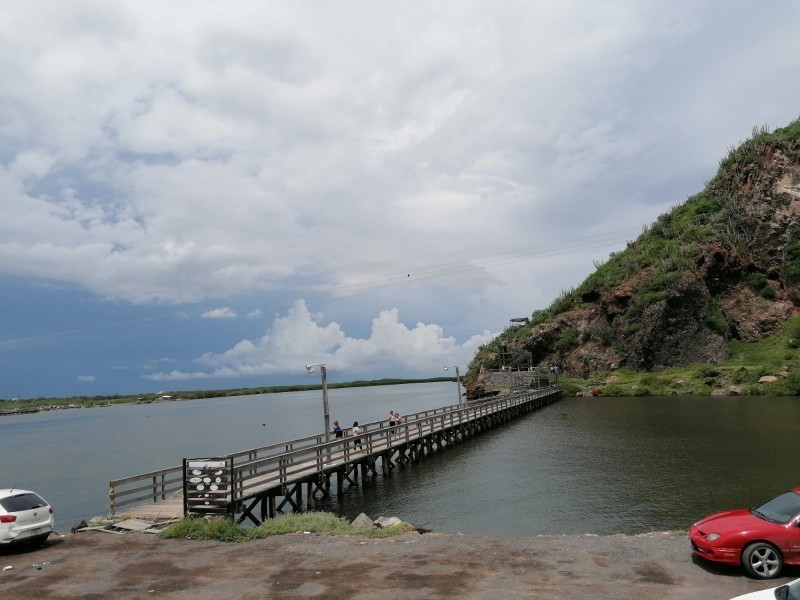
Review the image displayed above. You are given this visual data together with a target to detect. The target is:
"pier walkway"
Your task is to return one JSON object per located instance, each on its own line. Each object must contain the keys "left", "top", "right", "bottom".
{"left": 109, "top": 385, "right": 562, "bottom": 525}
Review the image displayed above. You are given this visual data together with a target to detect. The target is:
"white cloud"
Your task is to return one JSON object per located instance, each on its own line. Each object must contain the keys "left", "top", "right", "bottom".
{"left": 145, "top": 299, "right": 495, "bottom": 382}
{"left": 201, "top": 307, "right": 237, "bottom": 319}
{"left": 76, "top": 375, "right": 96, "bottom": 383}
{"left": 3, "top": 2, "right": 797, "bottom": 309}
{"left": 247, "top": 309, "right": 263, "bottom": 319}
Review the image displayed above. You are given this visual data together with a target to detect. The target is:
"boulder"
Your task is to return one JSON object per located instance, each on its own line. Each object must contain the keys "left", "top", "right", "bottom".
{"left": 374, "top": 516, "right": 404, "bottom": 529}
{"left": 758, "top": 375, "right": 778, "bottom": 383}
{"left": 711, "top": 389, "right": 728, "bottom": 396}
{"left": 350, "top": 513, "right": 375, "bottom": 530}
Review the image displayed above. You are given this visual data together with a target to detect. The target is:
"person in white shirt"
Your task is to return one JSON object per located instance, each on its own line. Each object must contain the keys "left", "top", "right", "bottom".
{"left": 352, "top": 421, "right": 363, "bottom": 450}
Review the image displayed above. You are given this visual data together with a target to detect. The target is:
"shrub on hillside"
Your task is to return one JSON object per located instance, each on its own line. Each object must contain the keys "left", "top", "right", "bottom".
{"left": 785, "top": 317, "right": 800, "bottom": 340}
{"left": 550, "top": 287, "right": 576, "bottom": 315}
{"left": 705, "top": 302, "right": 730, "bottom": 337}
{"left": 747, "top": 272, "right": 769, "bottom": 291}
{"left": 559, "top": 381, "right": 581, "bottom": 396}
{"left": 732, "top": 367, "right": 751, "bottom": 384}
{"left": 586, "top": 320, "right": 614, "bottom": 346}
{"left": 760, "top": 284, "right": 777, "bottom": 299}
{"left": 555, "top": 327, "right": 579, "bottom": 352}
{"left": 601, "top": 383, "right": 627, "bottom": 397}
{"left": 530, "top": 309, "right": 553, "bottom": 327}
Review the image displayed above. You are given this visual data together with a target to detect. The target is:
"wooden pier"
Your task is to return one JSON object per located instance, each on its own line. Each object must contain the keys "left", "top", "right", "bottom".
{"left": 108, "top": 385, "right": 562, "bottom": 525}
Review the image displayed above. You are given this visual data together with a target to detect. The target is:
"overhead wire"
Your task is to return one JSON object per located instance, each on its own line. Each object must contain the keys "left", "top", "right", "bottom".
{"left": 321, "top": 209, "right": 732, "bottom": 296}
{"left": 322, "top": 226, "right": 642, "bottom": 295}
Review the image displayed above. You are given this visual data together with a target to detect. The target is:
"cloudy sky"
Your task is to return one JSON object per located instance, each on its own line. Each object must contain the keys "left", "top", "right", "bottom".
{"left": 1, "top": 1, "right": 799, "bottom": 398}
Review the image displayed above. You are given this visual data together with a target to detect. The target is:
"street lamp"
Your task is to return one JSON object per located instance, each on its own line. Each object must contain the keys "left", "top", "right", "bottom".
{"left": 305, "top": 363, "right": 330, "bottom": 443}
{"left": 444, "top": 365, "right": 462, "bottom": 405}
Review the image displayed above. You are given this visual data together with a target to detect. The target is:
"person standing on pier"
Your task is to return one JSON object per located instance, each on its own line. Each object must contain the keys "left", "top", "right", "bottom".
{"left": 394, "top": 411, "right": 402, "bottom": 434}
{"left": 352, "top": 421, "right": 363, "bottom": 450}
{"left": 333, "top": 421, "right": 343, "bottom": 447}
{"left": 388, "top": 411, "right": 396, "bottom": 435}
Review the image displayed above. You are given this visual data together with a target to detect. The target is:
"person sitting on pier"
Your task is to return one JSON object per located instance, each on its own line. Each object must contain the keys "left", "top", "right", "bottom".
{"left": 352, "top": 421, "right": 363, "bottom": 450}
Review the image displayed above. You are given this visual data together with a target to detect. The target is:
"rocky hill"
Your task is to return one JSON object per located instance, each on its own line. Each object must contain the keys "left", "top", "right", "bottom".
{"left": 466, "top": 120, "right": 800, "bottom": 397}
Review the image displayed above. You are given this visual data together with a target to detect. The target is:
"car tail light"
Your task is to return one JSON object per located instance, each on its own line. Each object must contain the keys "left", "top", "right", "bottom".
{"left": 49, "top": 507, "right": 53, "bottom": 514}
{"left": 0, "top": 515, "right": 16, "bottom": 523}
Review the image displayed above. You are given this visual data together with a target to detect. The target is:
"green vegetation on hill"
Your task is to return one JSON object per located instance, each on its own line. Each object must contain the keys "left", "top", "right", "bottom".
{"left": 467, "top": 118, "right": 800, "bottom": 396}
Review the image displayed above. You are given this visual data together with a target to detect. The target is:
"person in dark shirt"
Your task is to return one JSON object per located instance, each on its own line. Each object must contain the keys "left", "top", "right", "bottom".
{"left": 333, "top": 421, "right": 343, "bottom": 446}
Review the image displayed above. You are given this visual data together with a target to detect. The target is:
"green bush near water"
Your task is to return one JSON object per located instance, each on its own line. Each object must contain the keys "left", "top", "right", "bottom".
{"left": 159, "top": 512, "right": 411, "bottom": 542}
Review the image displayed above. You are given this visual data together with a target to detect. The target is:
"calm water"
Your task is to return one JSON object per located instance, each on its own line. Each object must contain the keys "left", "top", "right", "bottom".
{"left": 3, "top": 384, "right": 798, "bottom": 537}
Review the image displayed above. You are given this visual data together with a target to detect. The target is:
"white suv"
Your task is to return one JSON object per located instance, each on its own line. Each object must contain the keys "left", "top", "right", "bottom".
{"left": 0, "top": 489, "right": 55, "bottom": 545}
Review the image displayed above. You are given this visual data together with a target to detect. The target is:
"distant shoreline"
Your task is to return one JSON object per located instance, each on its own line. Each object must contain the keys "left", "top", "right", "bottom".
{"left": 0, "top": 377, "right": 456, "bottom": 412}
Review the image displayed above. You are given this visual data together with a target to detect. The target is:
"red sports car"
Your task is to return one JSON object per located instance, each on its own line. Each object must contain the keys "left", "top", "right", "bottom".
{"left": 690, "top": 488, "right": 800, "bottom": 579}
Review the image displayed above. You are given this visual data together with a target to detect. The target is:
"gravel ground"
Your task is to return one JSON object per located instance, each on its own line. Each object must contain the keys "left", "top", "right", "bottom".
{"left": 1, "top": 530, "right": 798, "bottom": 599}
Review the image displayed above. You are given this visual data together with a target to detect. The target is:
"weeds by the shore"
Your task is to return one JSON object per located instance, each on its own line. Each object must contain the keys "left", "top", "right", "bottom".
{"left": 159, "top": 512, "right": 411, "bottom": 542}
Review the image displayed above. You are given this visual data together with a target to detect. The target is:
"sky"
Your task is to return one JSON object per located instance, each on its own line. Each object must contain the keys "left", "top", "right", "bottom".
{"left": 1, "top": 1, "right": 799, "bottom": 399}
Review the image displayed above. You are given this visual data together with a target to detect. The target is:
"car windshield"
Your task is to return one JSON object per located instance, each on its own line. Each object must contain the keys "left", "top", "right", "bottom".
{"left": 775, "top": 579, "right": 800, "bottom": 600}
{"left": 0, "top": 493, "right": 47, "bottom": 512}
{"left": 751, "top": 491, "right": 800, "bottom": 524}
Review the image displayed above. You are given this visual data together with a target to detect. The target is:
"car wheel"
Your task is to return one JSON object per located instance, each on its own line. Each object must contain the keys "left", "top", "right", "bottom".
{"left": 742, "top": 542, "right": 782, "bottom": 579}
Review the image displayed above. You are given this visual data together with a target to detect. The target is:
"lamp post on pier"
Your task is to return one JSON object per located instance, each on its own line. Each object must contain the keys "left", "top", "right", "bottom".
{"left": 444, "top": 365, "right": 462, "bottom": 405}
{"left": 305, "top": 363, "right": 330, "bottom": 443}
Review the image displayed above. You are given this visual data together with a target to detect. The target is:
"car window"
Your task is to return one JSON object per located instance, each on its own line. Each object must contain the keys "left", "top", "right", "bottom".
{"left": 755, "top": 491, "right": 800, "bottom": 524}
{"left": 0, "top": 493, "right": 47, "bottom": 512}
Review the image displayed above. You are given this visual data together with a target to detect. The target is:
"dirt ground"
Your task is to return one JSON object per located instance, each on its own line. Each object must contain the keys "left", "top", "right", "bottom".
{"left": 1, "top": 530, "right": 798, "bottom": 600}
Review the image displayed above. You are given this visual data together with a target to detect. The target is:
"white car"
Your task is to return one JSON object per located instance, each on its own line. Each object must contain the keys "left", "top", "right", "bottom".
{"left": 730, "top": 578, "right": 800, "bottom": 599}
{"left": 0, "top": 488, "right": 55, "bottom": 545}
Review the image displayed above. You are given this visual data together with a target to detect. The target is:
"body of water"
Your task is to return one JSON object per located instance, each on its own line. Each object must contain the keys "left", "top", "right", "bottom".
{"left": 3, "top": 383, "right": 798, "bottom": 537}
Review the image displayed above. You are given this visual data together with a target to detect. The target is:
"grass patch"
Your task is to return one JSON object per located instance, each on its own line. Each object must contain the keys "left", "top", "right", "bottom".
{"left": 671, "top": 529, "right": 689, "bottom": 536}
{"left": 159, "top": 512, "right": 412, "bottom": 542}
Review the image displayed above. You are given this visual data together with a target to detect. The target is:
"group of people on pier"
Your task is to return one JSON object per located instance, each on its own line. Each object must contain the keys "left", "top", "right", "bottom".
{"left": 387, "top": 410, "right": 402, "bottom": 434}
{"left": 330, "top": 410, "right": 403, "bottom": 451}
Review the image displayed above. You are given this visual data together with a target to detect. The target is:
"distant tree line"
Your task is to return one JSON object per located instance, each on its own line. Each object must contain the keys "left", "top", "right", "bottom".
{"left": 0, "top": 377, "right": 456, "bottom": 409}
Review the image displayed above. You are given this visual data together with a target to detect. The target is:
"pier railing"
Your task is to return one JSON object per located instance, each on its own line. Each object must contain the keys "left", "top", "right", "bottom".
{"left": 108, "top": 385, "right": 561, "bottom": 517}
